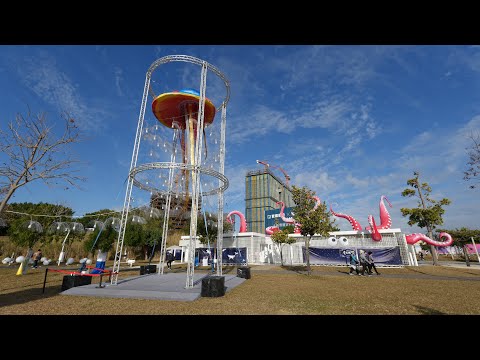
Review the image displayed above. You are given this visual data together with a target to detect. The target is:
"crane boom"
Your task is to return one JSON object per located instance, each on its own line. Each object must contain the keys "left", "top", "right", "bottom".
{"left": 256, "top": 159, "right": 290, "bottom": 186}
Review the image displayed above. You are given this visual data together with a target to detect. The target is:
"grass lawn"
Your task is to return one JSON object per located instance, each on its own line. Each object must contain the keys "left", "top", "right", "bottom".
{"left": 1, "top": 261, "right": 480, "bottom": 315}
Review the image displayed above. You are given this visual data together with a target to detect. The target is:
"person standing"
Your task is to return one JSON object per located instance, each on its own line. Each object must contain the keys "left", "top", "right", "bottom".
{"left": 359, "top": 249, "right": 371, "bottom": 276}
{"left": 348, "top": 252, "right": 360, "bottom": 275}
{"left": 32, "top": 249, "right": 42, "bottom": 269}
{"left": 366, "top": 251, "right": 380, "bottom": 275}
{"left": 166, "top": 251, "right": 174, "bottom": 270}
{"left": 419, "top": 251, "right": 425, "bottom": 261}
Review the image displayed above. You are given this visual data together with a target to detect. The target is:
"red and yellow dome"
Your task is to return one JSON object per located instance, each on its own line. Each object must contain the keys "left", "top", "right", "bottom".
{"left": 152, "top": 88, "right": 216, "bottom": 129}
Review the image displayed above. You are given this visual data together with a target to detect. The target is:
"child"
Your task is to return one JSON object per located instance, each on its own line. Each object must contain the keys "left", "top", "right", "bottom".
{"left": 32, "top": 249, "right": 42, "bottom": 269}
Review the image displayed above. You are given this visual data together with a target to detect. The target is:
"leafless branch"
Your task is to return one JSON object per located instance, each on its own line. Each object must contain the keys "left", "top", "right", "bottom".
{"left": 0, "top": 107, "right": 86, "bottom": 214}
{"left": 464, "top": 131, "right": 480, "bottom": 189}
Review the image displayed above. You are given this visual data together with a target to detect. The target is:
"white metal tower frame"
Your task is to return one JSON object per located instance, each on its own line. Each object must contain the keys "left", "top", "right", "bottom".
{"left": 111, "top": 55, "right": 230, "bottom": 287}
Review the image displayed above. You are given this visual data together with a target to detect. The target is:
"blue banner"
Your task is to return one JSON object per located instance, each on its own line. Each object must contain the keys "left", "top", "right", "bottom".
{"left": 304, "top": 247, "right": 355, "bottom": 265}
{"left": 359, "top": 248, "right": 402, "bottom": 265}
{"left": 222, "top": 247, "right": 247, "bottom": 265}
{"left": 197, "top": 248, "right": 216, "bottom": 264}
{"left": 302, "top": 247, "right": 403, "bottom": 266}
{"left": 196, "top": 247, "right": 247, "bottom": 265}
{"left": 265, "top": 207, "right": 295, "bottom": 230}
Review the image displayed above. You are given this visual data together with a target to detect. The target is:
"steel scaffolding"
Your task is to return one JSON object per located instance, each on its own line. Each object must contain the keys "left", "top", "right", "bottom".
{"left": 111, "top": 55, "right": 230, "bottom": 288}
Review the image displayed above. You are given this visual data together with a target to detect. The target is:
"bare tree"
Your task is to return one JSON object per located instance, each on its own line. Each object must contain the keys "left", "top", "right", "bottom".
{"left": 0, "top": 107, "right": 86, "bottom": 215}
{"left": 464, "top": 131, "right": 480, "bottom": 189}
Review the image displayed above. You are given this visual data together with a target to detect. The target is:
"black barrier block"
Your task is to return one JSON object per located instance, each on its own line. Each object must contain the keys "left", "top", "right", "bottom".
{"left": 140, "top": 264, "right": 157, "bottom": 275}
{"left": 61, "top": 275, "right": 92, "bottom": 291}
{"left": 201, "top": 276, "right": 225, "bottom": 297}
{"left": 237, "top": 266, "right": 251, "bottom": 279}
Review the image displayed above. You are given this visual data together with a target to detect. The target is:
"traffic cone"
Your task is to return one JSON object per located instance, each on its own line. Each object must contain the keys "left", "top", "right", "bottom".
{"left": 16, "top": 262, "right": 23, "bottom": 276}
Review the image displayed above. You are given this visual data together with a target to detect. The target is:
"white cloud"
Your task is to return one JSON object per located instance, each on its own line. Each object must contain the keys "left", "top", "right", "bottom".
{"left": 294, "top": 171, "right": 336, "bottom": 193}
{"left": 114, "top": 66, "right": 123, "bottom": 97}
{"left": 345, "top": 174, "right": 370, "bottom": 188}
{"left": 16, "top": 51, "right": 107, "bottom": 133}
{"left": 228, "top": 105, "right": 292, "bottom": 144}
{"left": 224, "top": 163, "right": 250, "bottom": 210}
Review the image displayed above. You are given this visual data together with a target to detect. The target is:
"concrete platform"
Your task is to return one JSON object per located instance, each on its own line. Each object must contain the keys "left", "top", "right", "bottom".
{"left": 60, "top": 272, "right": 246, "bottom": 301}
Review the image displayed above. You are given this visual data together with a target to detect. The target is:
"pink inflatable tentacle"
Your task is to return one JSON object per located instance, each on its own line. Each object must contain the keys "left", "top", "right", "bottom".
{"left": 382, "top": 195, "right": 393, "bottom": 208}
{"left": 312, "top": 196, "right": 321, "bottom": 211}
{"left": 378, "top": 195, "right": 393, "bottom": 229}
{"left": 226, "top": 210, "right": 247, "bottom": 233}
{"left": 277, "top": 201, "right": 294, "bottom": 223}
{"left": 368, "top": 215, "right": 382, "bottom": 241}
{"left": 293, "top": 222, "right": 302, "bottom": 234}
{"left": 330, "top": 204, "right": 362, "bottom": 231}
{"left": 265, "top": 226, "right": 280, "bottom": 235}
{"left": 273, "top": 196, "right": 320, "bottom": 235}
{"left": 236, "top": 211, "right": 247, "bottom": 232}
{"left": 405, "top": 232, "right": 453, "bottom": 247}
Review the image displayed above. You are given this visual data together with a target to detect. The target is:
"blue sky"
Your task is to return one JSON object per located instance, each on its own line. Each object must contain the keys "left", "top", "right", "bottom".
{"left": 0, "top": 45, "right": 479, "bottom": 234}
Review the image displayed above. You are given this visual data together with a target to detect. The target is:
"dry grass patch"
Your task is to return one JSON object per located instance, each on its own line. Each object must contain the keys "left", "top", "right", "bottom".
{"left": 1, "top": 263, "right": 480, "bottom": 315}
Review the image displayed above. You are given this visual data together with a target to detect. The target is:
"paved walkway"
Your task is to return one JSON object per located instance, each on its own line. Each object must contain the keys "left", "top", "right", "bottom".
{"left": 61, "top": 272, "right": 247, "bottom": 301}
{"left": 418, "top": 260, "right": 480, "bottom": 269}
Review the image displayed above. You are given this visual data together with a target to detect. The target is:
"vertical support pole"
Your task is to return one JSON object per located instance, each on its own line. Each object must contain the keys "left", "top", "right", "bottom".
{"left": 42, "top": 268, "right": 49, "bottom": 294}
{"left": 186, "top": 62, "right": 208, "bottom": 288}
{"left": 158, "top": 123, "right": 180, "bottom": 275}
{"left": 408, "top": 244, "right": 418, "bottom": 266}
{"left": 216, "top": 102, "right": 227, "bottom": 276}
{"left": 111, "top": 71, "right": 151, "bottom": 285}
{"left": 57, "top": 229, "right": 71, "bottom": 266}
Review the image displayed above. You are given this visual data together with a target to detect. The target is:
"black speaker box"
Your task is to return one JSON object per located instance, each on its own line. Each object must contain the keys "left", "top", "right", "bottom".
{"left": 237, "top": 266, "right": 251, "bottom": 279}
{"left": 201, "top": 276, "right": 225, "bottom": 297}
{"left": 61, "top": 275, "right": 92, "bottom": 291}
{"left": 140, "top": 264, "right": 157, "bottom": 275}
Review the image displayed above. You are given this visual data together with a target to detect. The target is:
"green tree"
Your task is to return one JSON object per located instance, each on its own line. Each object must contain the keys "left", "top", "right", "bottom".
{"left": 291, "top": 185, "right": 339, "bottom": 275}
{"left": 0, "top": 108, "right": 85, "bottom": 216}
{"left": 464, "top": 131, "right": 480, "bottom": 189}
{"left": 270, "top": 228, "right": 295, "bottom": 266}
{"left": 401, "top": 171, "right": 451, "bottom": 266}
{"left": 6, "top": 202, "right": 74, "bottom": 249}
{"left": 143, "top": 224, "right": 162, "bottom": 262}
{"left": 8, "top": 223, "right": 42, "bottom": 250}
{"left": 84, "top": 223, "right": 117, "bottom": 255}
{"left": 197, "top": 213, "right": 217, "bottom": 247}
{"left": 75, "top": 208, "right": 119, "bottom": 229}
{"left": 124, "top": 222, "right": 145, "bottom": 258}
{"left": 195, "top": 212, "right": 233, "bottom": 267}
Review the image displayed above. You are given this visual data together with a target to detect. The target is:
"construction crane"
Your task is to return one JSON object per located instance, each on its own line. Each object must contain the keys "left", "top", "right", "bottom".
{"left": 256, "top": 160, "right": 291, "bottom": 187}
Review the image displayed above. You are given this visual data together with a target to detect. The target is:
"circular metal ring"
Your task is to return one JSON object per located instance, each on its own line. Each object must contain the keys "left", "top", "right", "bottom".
{"left": 129, "top": 162, "right": 229, "bottom": 196}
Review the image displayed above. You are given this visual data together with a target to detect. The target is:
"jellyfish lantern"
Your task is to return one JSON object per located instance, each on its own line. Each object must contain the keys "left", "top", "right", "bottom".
{"left": 152, "top": 88, "right": 216, "bottom": 199}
